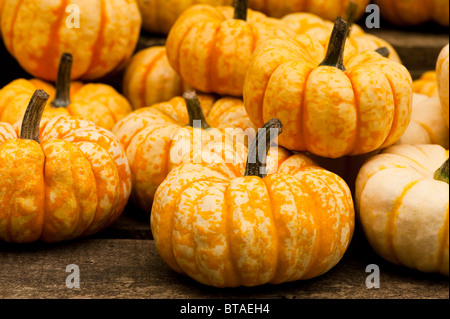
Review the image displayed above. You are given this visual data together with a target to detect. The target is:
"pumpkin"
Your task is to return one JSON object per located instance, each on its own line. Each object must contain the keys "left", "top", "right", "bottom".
{"left": 437, "top": 44, "right": 449, "bottom": 127}
{"left": 166, "top": 0, "right": 297, "bottom": 97}
{"left": 0, "top": 0, "right": 142, "bottom": 81}
{"left": 395, "top": 93, "right": 449, "bottom": 148}
{"left": 0, "top": 53, "right": 132, "bottom": 131}
{"left": 281, "top": 6, "right": 402, "bottom": 63}
{"left": 413, "top": 71, "right": 439, "bottom": 98}
{"left": 112, "top": 91, "right": 256, "bottom": 212}
{"left": 151, "top": 118, "right": 355, "bottom": 288}
{"left": 0, "top": 90, "right": 132, "bottom": 243}
{"left": 355, "top": 144, "right": 449, "bottom": 275}
{"left": 374, "top": 0, "right": 449, "bottom": 26}
{"left": 137, "top": 0, "right": 233, "bottom": 35}
{"left": 0, "top": 0, "right": 4, "bottom": 36}
{"left": 248, "top": 0, "right": 369, "bottom": 21}
{"left": 244, "top": 17, "right": 413, "bottom": 158}
{"left": 123, "top": 46, "right": 190, "bottom": 110}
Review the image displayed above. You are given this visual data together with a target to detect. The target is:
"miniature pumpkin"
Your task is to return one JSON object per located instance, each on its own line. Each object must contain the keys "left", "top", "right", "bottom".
{"left": 137, "top": 0, "right": 233, "bottom": 35}
{"left": 396, "top": 94, "right": 448, "bottom": 148}
{"left": 244, "top": 18, "right": 413, "bottom": 158}
{"left": 0, "top": 53, "right": 132, "bottom": 131}
{"left": 113, "top": 91, "right": 256, "bottom": 212}
{"left": 123, "top": 46, "right": 190, "bottom": 110}
{"left": 413, "top": 71, "right": 439, "bottom": 97}
{"left": 281, "top": 7, "right": 402, "bottom": 63}
{"left": 374, "top": 0, "right": 449, "bottom": 26}
{"left": 355, "top": 144, "right": 449, "bottom": 275}
{"left": 248, "top": 0, "right": 369, "bottom": 21}
{"left": 437, "top": 44, "right": 449, "bottom": 127}
{"left": 1, "top": 0, "right": 142, "bottom": 81}
{"left": 151, "top": 118, "right": 355, "bottom": 288}
{"left": 0, "top": 90, "right": 132, "bottom": 243}
{"left": 0, "top": 0, "right": 4, "bottom": 36}
{"left": 166, "top": 0, "right": 296, "bottom": 97}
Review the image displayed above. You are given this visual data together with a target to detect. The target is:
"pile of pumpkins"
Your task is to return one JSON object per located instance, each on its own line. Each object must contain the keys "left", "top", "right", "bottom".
{"left": 0, "top": 0, "right": 448, "bottom": 288}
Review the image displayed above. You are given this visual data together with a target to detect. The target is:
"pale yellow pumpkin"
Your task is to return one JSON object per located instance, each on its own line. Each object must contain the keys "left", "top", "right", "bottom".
{"left": 356, "top": 144, "right": 449, "bottom": 276}
{"left": 437, "top": 44, "right": 449, "bottom": 127}
{"left": 396, "top": 94, "right": 449, "bottom": 149}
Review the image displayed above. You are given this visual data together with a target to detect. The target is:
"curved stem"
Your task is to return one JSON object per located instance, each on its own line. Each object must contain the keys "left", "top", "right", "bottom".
{"left": 434, "top": 158, "right": 449, "bottom": 184}
{"left": 234, "top": 0, "right": 249, "bottom": 21}
{"left": 245, "top": 118, "right": 283, "bottom": 178}
{"left": 319, "top": 17, "right": 349, "bottom": 71}
{"left": 183, "top": 91, "right": 211, "bottom": 130}
{"left": 20, "top": 90, "right": 50, "bottom": 143}
{"left": 51, "top": 53, "right": 73, "bottom": 108}
{"left": 375, "top": 47, "right": 390, "bottom": 58}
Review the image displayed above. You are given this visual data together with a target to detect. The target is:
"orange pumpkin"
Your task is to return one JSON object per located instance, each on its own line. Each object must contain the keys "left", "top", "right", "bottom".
{"left": 248, "top": 0, "right": 370, "bottom": 21}
{"left": 437, "top": 44, "right": 449, "bottom": 127}
{"left": 1, "top": 0, "right": 142, "bottom": 81}
{"left": 413, "top": 71, "right": 439, "bottom": 98}
{"left": 123, "top": 46, "right": 190, "bottom": 110}
{"left": 0, "top": 90, "right": 132, "bottom": 243}
{"left": 151, "top": 118, "right": 355, "bottom": 287}
{"left": 374, "top": 0, "right": 449, "bottom": 26}
{"left": 0, "top": 0, "right": 5, "bottom": 36}
{"left": 0, "top": 53, "right": 132, "bottom": 131}
{"left": 244, "top": 18, "right": 413, "bottom": 158}
{"left": 113, "top": 91, "right": 256, "bottom": 212}
{"left": 137, "top": 0, "right": 233, "bottom": 35}
{"left": 166, "top": 0, "right": 296, "bottom": 97}
{"left": 281, "top": 8, "right": 402, "bottom": 63}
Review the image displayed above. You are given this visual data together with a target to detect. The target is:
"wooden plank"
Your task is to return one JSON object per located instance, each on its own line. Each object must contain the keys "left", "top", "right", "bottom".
{"left": 0, "top": 229, "right": 447, "bottom": 299}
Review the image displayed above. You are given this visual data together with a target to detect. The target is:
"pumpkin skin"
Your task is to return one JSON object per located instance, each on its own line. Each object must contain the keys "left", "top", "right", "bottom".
{"left": 137, "top": 0, "right": 233, "bottom": 35}
{"left": 151, "top": 119, "right": 355, "bottom": 288}
{"left": 437, "top": 44, "right": 449, "bottom": 127}
{"left": 413, "top": 71, "right": 439, "bottom": 98}
{"left": 396, "top": 94, "right": 449, "bottom": 148}
{"left": 244, "top": 19, "right": 413, "bottom": 158}
{"left": 112, "top": 93, "right": 257, "bottom": 212}
{"left": 0, "top": 90, "right": 132, "bottom": 243}
{"left": 0, "top": 54, "right": 132, "bottom": 131}
{"left": 355, "top": 144, "right": 449, "bottom": 276}
{"left": 123, "top": 46, "right": 190, "bottom": 110}
{"left": 374, "top": 0, "right": 449, "bottom": 26}
{"left": 248, "top": 0, "right": 370, "bottom": 21}
{"left": 282, "top": 12, "right": 402, "bottom": 64}
{"left": 0, "top": 0, "right": 4, "bottom": 36}
{"left": 1, "top": 0, "right": 142, "bottom": 81}
{"left": 166, "top": 3, "right": 297, "bottom": 97}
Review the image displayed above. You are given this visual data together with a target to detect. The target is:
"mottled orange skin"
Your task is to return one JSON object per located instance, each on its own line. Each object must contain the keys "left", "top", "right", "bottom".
{"left": 123, "top": 46, "right": 191, "bottom": 110}
{"left": 375, "top": 0, "right": 449, "bottom": 26}
{"left": 1, "top": 0, "right": 142, "bottom": 81}
{"left": 151, "top": 146, "right": 355, "bottom": 288}
{"left": 282, "top": 12, "right": 402, "bottom": 63}
{"left": 244, "top": 34, "right": 413, "bottom": 158}
{"left": 113, "top": 95, "right": 257, "bottom": 212}
{"left": 0, "top": 78, "right": 132, "bottom": 131}
{"left": 166, "top": 5, "right": 297, "bottom": 97}
{"left": 137, "top": 0, "right": 233, "bottom": 35}
{"left": 413, "top": 71, "right": 439, "bottom": 98}
{"left": 437, "top": 44, "right": 449, "bottom": 127}
{"left": 249, "top": 0, "right": 370, "bottom": 21}
{"left": 0, "top": 0, "right": 5, "bottom": 36}
{"left": 356, "top": 144, "right": 449, "bottom": 275}
{"left": 0, "top": 115, "right": 132, "bottom": 243}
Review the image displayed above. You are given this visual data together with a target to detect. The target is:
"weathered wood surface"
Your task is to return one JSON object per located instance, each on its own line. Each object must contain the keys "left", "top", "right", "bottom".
{"left": 0, "top": 226, "right": 448, "bottom": 299}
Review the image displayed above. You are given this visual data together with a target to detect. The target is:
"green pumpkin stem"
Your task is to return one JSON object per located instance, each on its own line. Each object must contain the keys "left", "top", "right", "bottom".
{"left": 234, "top": 0, "right": 249, "bottom": 21}
{"left": 245, "top": 118, "right": 283, "bottom": 178}
{"left": 183, "top": 91, "right": 211, "bottom": 130}
{"left": 434, "top": 158, "right": 449, "bottom": 184}
{"left": 319, "top": 17, "right": 349, "bottom": 71}
{"left": 345, "top": 1, "right": 358, "bottom": 36}
{"left": 375, "top": 47, "right": 390, "bottom": 58}
{"left": 20, "top": 90, "right": 50, "bottom": 143}
{"left": 51, "top": 53, "right": 73, "bottom": 108}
